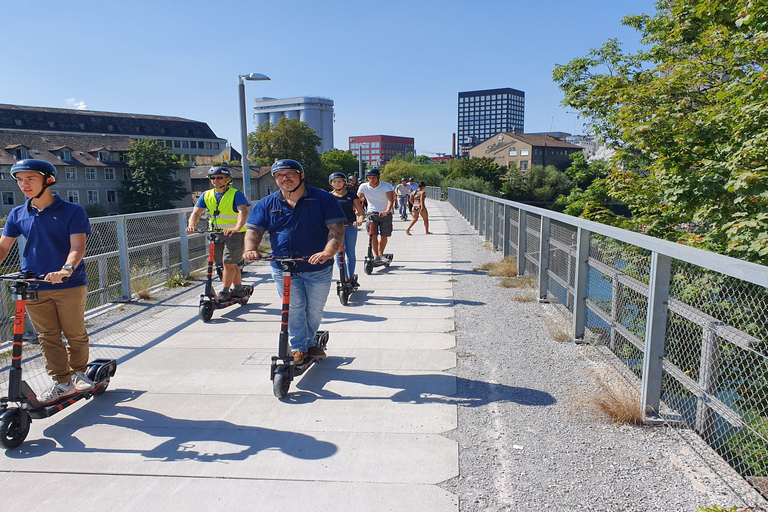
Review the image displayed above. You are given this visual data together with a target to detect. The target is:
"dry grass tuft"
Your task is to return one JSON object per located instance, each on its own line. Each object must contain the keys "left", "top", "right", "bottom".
{"left": 571, "top": 369, "right": 643, "bottom": 425}
{"left": 473, "top": 257, "right": 518, "bottom": 277}
{"left": 544, "top": 314, "right": 572, "bottom": 342}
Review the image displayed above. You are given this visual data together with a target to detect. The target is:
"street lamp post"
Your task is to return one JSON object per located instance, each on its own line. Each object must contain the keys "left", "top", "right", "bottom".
{"left": 238, "top": 72, "right": 270, "bottom": 201}
{"left": 358, "top": 142, "right": 369, "bottom": 180}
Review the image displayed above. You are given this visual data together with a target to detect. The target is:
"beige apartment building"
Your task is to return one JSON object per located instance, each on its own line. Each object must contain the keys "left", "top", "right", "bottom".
{"left": 469, "top": 132, "right": 583, "bottom": 171}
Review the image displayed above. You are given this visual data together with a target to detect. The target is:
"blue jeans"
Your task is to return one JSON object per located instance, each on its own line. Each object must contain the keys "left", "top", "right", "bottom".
{"left": 270, "top": 265, "right": 332, "bottom": 352}
{"left": 398, "top": 197, "right": 408, "bottom": 217}
{"left": 334, "top": 226, "right": 358, "bottom": 278}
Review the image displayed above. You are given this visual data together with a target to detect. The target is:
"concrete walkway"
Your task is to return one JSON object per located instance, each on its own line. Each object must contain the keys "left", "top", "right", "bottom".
{"left": 0, "top": 205, "right": 459, "bottom": 511}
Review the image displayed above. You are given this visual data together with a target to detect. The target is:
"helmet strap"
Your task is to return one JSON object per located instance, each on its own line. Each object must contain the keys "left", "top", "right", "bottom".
{"left": 34, "top": 176, "right": 53, "bottom": 199}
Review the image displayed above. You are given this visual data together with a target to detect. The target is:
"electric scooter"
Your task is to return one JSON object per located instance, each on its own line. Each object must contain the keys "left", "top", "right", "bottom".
{"left": 0, "top": 271, "right": 117, "bottom": 449}
{"left": 195, "top": 230, "right": 254, "bottom": 322}
{"left": 335, "top": 236, "right": 359, "bottom": 306}
{"left": 363, "top": 212, "right": 394, "bottom": 275}
{"left": 262, "top": 255, "right": 329, "bottom": 399}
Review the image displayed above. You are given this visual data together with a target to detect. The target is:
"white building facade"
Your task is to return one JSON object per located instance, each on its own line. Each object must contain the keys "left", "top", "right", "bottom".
{"left": 253, "top": 96, "right": 334, "bottom": 153}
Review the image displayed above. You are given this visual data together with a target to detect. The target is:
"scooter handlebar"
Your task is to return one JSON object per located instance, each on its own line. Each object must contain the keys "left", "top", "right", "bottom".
{"left": 0, "top": 271, "right": 66, "bottom": 283}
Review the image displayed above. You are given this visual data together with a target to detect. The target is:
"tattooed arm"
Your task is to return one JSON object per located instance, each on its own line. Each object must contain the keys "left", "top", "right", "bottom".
{"left": 308, "top": 222, "right": 344, "bottom": 265}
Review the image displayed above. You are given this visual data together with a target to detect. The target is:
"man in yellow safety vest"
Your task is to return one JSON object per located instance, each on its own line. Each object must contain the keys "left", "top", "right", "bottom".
{"left": 186, "top": 166, "right": 250, "bottom": 301}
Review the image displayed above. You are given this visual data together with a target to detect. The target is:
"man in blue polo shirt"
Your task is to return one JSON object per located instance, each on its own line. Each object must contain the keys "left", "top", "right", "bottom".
{"left": 243, "top": 159, "right": 344, "bottom": 364}
{"left": 0, "top": 159, "right": 93, "bottom": 405}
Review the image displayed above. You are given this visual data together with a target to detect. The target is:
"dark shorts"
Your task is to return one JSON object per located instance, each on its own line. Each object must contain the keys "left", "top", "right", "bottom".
{"left": 366, "top": 212, "right": 393, "bottom": 237}
{"left": 214, "top": 231, "right": 245, "bottom": 264}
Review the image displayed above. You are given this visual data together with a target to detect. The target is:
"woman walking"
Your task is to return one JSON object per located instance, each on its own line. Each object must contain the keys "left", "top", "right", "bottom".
{"left": 405, "top": 181, "right": 432, "bottom": 235}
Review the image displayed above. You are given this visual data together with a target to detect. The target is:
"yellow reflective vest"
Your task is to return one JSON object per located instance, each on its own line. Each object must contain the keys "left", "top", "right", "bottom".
{"left": 203, "top": 187, "right": 246, "bottom": 232}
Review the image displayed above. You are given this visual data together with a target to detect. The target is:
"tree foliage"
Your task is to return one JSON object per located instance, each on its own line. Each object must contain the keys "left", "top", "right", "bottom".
{"left": 120, "top": 139, "right": 187, "bottom": 213}
{"left": 552, "top": 0, "right": 768, "bottom": 262}
{"left": 248, "top": 118, "right": 324, "bottom": 188}
{"left": 320, "top": 149, "right": 360, "bottom": 179}
{"left": 446, "top": 157, "right": 506, "bottom": 189}
{"left": 502, "top": 165, "right": 575, "bottom": 203}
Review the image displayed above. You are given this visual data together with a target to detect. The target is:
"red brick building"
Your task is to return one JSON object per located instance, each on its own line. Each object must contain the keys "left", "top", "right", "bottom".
{"left": 349, "top": 135, "right": 414, "bottom": 167}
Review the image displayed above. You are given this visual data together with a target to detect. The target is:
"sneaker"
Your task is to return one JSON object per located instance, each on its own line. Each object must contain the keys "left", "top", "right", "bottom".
{"left": 380, "top": 254, "right": 392, "bottom": 263}
{"left": 374, "top": 255, "right": 382, "bottom": 264}
{"left": 308, "top": 346, "right": 326, "bottom": 359}
{"left": 291, "top": 350, "right": 306, "bottom": 364}
{"left": 37, "top": 381, "right": 76, "bottom": 405}
{"left": 217, "top": 290, "right": 231, "bottom": 301}
{"left": 230, "top": 287, "right": 248, "bottom": 299}
{"left": 350, "top": 275, "right": 360, "bottom": 289}
{"left": 72, "top": 371, "right": 94, "bottom": 392}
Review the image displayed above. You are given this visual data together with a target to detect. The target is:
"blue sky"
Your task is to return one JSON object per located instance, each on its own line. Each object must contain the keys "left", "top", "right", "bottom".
{"left": 1, "top": 0, "right": 658, "bottom": 155}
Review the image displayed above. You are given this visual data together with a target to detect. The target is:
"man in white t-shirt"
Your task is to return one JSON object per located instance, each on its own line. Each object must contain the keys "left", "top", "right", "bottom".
{"left": 357, "top": 168, "right": 395, "bottom": 263}
{"left": 395, "top": 178, "right": 411, "bottom": 220}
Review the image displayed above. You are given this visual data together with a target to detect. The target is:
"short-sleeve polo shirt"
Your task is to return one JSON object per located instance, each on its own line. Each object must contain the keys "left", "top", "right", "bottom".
{"left": 246, "top": 186, "right": 345, "bottom": 273}
{"left": 2, "top": 195, "right": 91, "bottom": 290}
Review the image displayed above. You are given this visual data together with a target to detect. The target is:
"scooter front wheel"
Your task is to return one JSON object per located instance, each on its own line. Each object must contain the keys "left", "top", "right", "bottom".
{"left": 273, "top": 369, "right": 291, "bottom": 399}
{"left": 339, "top": 287, "right": 350, "bottom": 306}
{"left": 199, "top": 302, "right": 214, "bottom": 322}
{"left": 364, "top": 260, "right": 373, "bottom": 275}
{"left": 0, "top": 409, "right": 30, "bottom": 449}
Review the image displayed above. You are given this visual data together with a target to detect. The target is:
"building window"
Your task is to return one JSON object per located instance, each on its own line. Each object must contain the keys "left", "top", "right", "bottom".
{"left": 2, "top": 192, "right": 14, "bottom": 206}
{"left": 85, "top": 168, "right": 97, "bottom": 180}
{"left": 509, "top": 150, "right": 517, "bottom": 157}
{"left": 98, "top": 151, "right": 109, "bottom": 161}
{"left": 123, "top": 169, "right": 132, "bottom": 180}
{"left": 67, "top": 191, "right": 80, "bottom": 203}
{"left": 61, "top": 150, "right": 71, "bottom": 161}
{"left": 65, "top": 167, "right": 77, "bottom": 180}
{"left": 87, "top": 190, "right": 99, "bottom": 203}
{"left": 520, "top": 160, "right": 528, "bottom": 171}
{"left": 206, "top": 142, "right": 212, "bottom": 149}
{"left": 107, "top": 190, "right": 117, "bottom": 203}
{"left": 520, "top": 150, "right": 529, "bottom": 156}
{"left": 104, "top": 168, "right": 115, "bottom": 180}
{"left": 173, "top": 140, "right": 181, "bottom": 148}
{"left": 213, "top": 142, "right": 219, "bottom": 150}
{"left": 16, "top": 149, "right": 28, "bottom": 159}
{"left": 182, "top": 141, "right": 189, "bottom": 148}
{"left": 198, "top": 141, "right": 204, "bottom": 148}
{"left": 0, "top": 168, "right": 11, "bottom": 180}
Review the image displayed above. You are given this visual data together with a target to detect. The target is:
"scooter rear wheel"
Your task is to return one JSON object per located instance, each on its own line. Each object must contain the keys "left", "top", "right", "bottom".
{"left": 0, "top": 409, "right": 30, "bottom": 449}
{"left": 273, "top": 369, "right": 291, "bottom": 399}
{"left": 199, "top": 302, "right": 214, "bottom": 322}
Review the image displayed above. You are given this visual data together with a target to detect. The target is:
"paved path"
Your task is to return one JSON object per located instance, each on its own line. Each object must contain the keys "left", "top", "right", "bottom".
{"left": 0, "top": 204, "right": 460, "bottom": 511}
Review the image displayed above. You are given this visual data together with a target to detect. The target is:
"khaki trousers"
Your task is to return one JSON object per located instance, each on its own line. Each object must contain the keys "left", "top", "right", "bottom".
{"left": 26, "top": 285, "right": 89, "bottom": 384}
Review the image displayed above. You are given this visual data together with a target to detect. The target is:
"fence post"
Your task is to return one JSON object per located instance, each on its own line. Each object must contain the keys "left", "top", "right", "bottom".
{"left": 98, "top": 257, "right": 109, "bottom": 305}
{"left": 503, "top": 204, "right": 511, "bottom": 258}
{"left": 517, "top": 210, "right": 527, "bottom": 276}
{"left": 572, "top": 227, "right": 591, "bottom": 342}
{"left": 641, "top": 252, "right": 671, "bottom": 419}
{"left": 538, "top": 217, "right": 551, "bottom": 302}
{"left": 179, "top": 211, "right": 190, "bottom": 276}
{"left": 492, "top": 201, "right": 499, "bottom": 250}
{"left": 116, "top": 216, "right": 132, "bottom": 300}
{"left": 695, "top": 323, "right": 721, "bottom": 438}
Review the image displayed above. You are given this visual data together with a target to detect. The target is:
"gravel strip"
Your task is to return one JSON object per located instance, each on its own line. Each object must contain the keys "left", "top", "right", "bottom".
{"left": 436, "top": 201, "right": 768, "bottom": 512}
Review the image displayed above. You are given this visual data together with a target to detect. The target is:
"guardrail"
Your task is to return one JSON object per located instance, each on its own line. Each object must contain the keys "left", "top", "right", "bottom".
{"left": 438, "top": 186, "right": 768, "bottom": 495}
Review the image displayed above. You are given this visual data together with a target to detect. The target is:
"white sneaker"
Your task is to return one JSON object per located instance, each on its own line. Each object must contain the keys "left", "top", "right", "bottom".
{"left": 72, "top": 371, "right": 94, "bottom": 392}
{"left": 380, "top": 254, "right": 392, "bottom": 263}
{"left": 374, "top": 256, "right": 382, "bottom": 264}
{"left": 37, "top": 381, "right": 76, "bottom": 405}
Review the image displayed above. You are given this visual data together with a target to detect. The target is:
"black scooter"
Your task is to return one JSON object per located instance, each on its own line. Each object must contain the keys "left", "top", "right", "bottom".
{"left": 335, "top": 236, "right": 359, "bottom": 306}
{"left": 196, "top": 230, "right": 253, "bottom": 322}
{"left": 262, "top": 255, "right": 329, "bottom": 399}
{"left": 0, "top": 271, "right": 116, "bottom": 449}
{"left": 363, "top": 212, "right": 393, "bottom": 275}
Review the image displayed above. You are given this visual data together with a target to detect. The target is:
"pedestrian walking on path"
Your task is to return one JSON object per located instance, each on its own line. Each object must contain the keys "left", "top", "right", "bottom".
{"left": 406, "top": 181, "right": 432, "bottom": 235}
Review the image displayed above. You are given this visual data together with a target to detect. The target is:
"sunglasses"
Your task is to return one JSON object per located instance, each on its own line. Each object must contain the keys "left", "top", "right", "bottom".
{"left": 209, "top": 176, "right": 227, "bottom": 181}
{"left": 273, "top": 171, "right": 299, "bottom": 180}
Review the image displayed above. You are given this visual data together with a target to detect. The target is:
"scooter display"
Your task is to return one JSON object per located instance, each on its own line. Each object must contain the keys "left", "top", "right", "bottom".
{"left": 335, "top": 238, "right": 359, "bottom": 306}
{"left": 363, "top": 212, "right": 394, "bottom": 275}
{"left": 0, "top": 271, "right": 117, "bottom": 449}
{"left": 196, "top": 230, "right": 253, "bottom": 322}
{"left": 262, "top": 255, "right": 329, "bottom": 399}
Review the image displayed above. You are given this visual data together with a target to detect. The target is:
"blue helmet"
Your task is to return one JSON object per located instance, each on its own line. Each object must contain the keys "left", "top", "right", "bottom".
{"left": 365, "top": 167, "right": 380, "bottom": 177}
{"left": 10, "top": 159, "right": 57, "bottom": 184}
{"left": 328, "top": 172, "right": 347, "bottom": 184}
{"left": 271, "top": 159, "right": 304, "bottom": 176}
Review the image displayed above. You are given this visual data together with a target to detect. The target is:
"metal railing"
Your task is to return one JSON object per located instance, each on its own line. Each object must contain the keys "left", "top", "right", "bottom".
{"left": 0, "top": 207, "right": 207, "bottom": 338}
{"left": 441, "top": 186, "right": 768, "bottom": 494}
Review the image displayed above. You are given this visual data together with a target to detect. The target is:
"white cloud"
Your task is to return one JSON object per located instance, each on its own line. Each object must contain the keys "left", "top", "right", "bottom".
{"left": 65, "top": 98, "right": 88, "bottom": 110}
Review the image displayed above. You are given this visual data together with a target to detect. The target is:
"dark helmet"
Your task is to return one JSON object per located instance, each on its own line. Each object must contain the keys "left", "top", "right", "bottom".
{"left": 409, "top": 177, "right": 415, "bottom": 182}
{"left": 347, "top": 174, "right": 357, "bottom": 181}
{"left": 401, "top": 178, "right": 407, "bottom": 182}
{"left": 10, "top": 159, "right": 57, "bottom": 184}
{"left": 271, "top": 159, "right": 304, "bottom": 176}
{"left": 328, "top": 172, "right": 347, "bottom": 184}
{"left": 207, "top": 166, "right": 232, "bottom": 178}
{"left": 365, "top": 167, "right": 380, "bottom": 177}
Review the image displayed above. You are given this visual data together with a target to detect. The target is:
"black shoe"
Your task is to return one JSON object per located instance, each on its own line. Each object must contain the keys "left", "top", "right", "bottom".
{"left": 217, "top": 290, "right": 231, "bottom": 301}
{"left": 231, "top": 288, "right": 248, "bottom": 298}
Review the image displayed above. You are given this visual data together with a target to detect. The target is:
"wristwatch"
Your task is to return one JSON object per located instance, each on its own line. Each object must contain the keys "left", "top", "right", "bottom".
{"left": 62, "top": 264, "right": 74, "bottom": 272}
